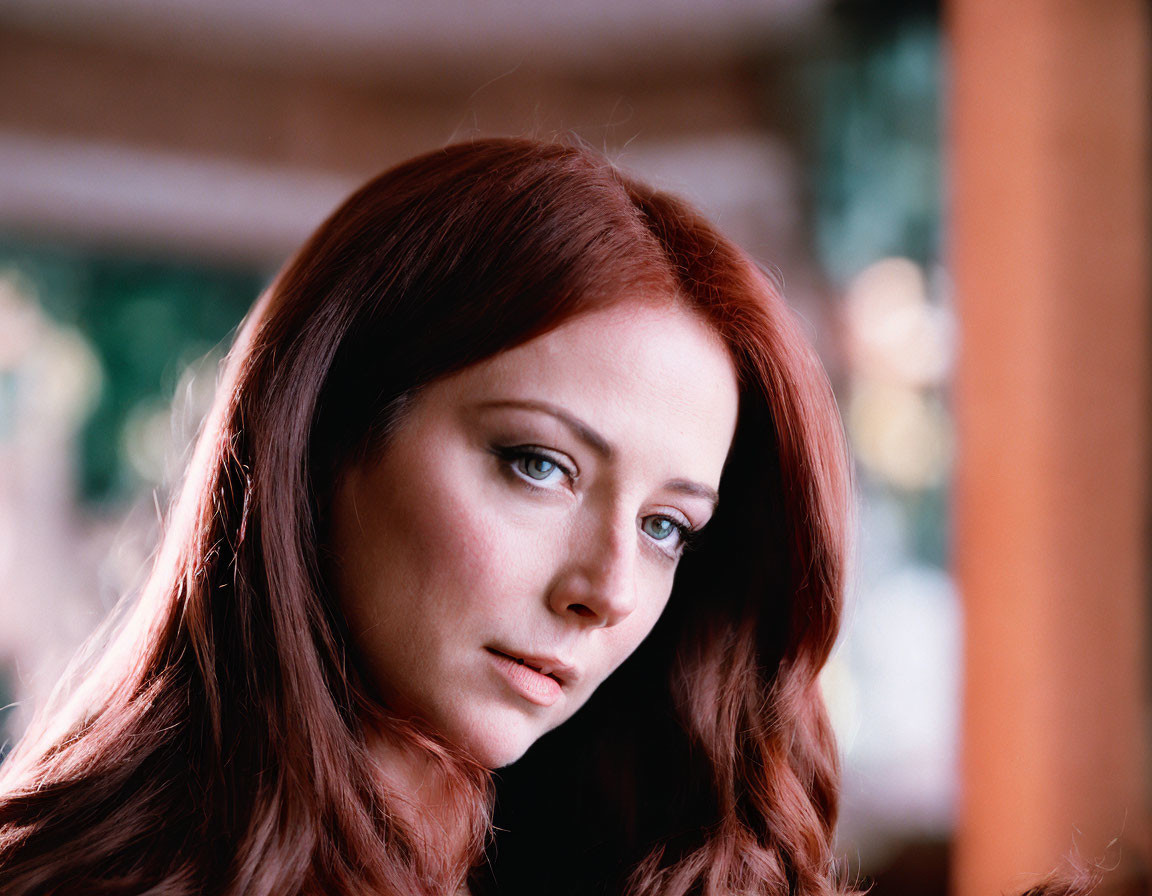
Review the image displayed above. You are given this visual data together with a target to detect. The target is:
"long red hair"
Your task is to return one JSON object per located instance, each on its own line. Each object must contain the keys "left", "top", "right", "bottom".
{"left": 0, "top": 138, "right": 852, "bottom": 896}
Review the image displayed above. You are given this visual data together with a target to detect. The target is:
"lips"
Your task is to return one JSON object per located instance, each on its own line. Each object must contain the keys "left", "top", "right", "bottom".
{"left": 485, "top": 647, "right": 575, "bottom": 686}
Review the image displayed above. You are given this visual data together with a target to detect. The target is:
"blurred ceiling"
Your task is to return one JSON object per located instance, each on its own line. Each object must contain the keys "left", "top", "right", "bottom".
{"left": 0, "top": 0, "right": 829, "bottom": 264}
{"left": 0, "top": 0, "right": 826, "bottom": 74}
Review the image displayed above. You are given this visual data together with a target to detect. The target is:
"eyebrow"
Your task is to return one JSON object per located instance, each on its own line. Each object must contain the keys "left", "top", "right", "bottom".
{"left": 473, "top": 398, "right": 721, "bottom": 510}
{"left": 663, "top": 478, "right": 721, "bottom": 510}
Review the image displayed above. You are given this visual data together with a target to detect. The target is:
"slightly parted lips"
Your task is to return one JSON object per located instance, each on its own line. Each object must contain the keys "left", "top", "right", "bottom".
{"left": 485, "top": 647, "right": 574, "bottom": 686}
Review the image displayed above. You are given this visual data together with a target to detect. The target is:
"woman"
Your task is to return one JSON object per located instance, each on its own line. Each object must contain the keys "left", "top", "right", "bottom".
{"left": 0, "top": 138, "right": 852, "bottom": 895}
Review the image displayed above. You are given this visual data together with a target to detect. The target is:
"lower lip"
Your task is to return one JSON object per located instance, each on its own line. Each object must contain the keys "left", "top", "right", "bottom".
{"left": 487, "top": 649, "right": 563, "bottom": 707}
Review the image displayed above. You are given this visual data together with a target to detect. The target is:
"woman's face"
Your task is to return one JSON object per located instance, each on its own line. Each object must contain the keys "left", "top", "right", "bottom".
{"left": 329, "top": 299, "right": 740, "bottom": 768}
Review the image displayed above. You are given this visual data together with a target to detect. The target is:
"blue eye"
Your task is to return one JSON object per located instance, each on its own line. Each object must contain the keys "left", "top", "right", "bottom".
{"left": 492, "top": 445, "right": 575, "bottom": 489}
{"left": 640, "top": 515, "right": 699, "bottom": 558}
{"left": 642, "top": 516, "right": 677, "bottom": 540}
{"left": 520, "top": 455, "right": 557, "bottom": 481}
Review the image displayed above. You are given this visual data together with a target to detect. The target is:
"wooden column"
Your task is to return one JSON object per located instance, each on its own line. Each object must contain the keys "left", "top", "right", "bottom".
{"left": 950, "top": 1, "right": 1151, "bottom": 894}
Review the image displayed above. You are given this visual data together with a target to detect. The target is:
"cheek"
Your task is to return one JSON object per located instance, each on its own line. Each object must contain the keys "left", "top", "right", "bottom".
{"left": 397, "top": 457, "right": 550, "bottom": 622}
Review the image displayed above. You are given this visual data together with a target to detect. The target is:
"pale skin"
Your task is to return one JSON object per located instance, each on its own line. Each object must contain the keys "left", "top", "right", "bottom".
{"left": 327, "top": 298, "right": 740, "bottom": 866}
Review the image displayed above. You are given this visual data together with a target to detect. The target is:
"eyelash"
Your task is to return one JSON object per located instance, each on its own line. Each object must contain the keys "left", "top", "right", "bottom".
{"left": 493, "top": 444, "right": 576, "bottom": 490}
{"left": 490, "top": 444, "right": 701, "bottom": 557}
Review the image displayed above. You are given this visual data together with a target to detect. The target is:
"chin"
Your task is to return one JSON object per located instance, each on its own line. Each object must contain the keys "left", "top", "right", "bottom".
{"left": 444, "top": 711, "right": 546, "bottom": 769}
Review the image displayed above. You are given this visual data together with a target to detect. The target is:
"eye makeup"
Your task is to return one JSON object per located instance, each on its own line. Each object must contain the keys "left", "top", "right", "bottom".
{"left": 489, "top": 443, "right": 579, "bottom": 493}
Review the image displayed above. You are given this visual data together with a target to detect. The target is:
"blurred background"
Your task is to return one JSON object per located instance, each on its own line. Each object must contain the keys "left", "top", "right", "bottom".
{"left": 0, "top": 1, "right": 1146, "bottom": 894}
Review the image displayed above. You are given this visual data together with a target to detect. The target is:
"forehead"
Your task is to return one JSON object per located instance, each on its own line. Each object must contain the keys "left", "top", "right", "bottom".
{"left": 426, "top": 300, "right": 740, "bottom": 474}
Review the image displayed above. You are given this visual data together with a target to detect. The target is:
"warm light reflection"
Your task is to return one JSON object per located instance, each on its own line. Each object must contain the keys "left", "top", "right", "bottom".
{"left": 843, "top": 257, "right": 952, "bottom": 490}
{"left": 844, "top": 256, "right": 952, "bottom": 387}
{"left": 848, "top": 382, "right": 950, "bottom": 490}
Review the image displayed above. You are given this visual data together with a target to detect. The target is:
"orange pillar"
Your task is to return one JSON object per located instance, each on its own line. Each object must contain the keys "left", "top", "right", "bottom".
{"left": 950, "top": 2, "right": 1150, "bottom": 895}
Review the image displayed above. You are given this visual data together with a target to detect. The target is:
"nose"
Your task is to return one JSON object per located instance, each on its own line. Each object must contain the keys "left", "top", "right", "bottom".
{"left": 547, "top": 511, "right": 638, "bottom": 628}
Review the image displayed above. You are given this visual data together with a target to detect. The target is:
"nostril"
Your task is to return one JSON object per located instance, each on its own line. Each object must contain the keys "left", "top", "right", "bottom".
{"left": 568, "top": 603, "right": 597, "bottom": 618}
